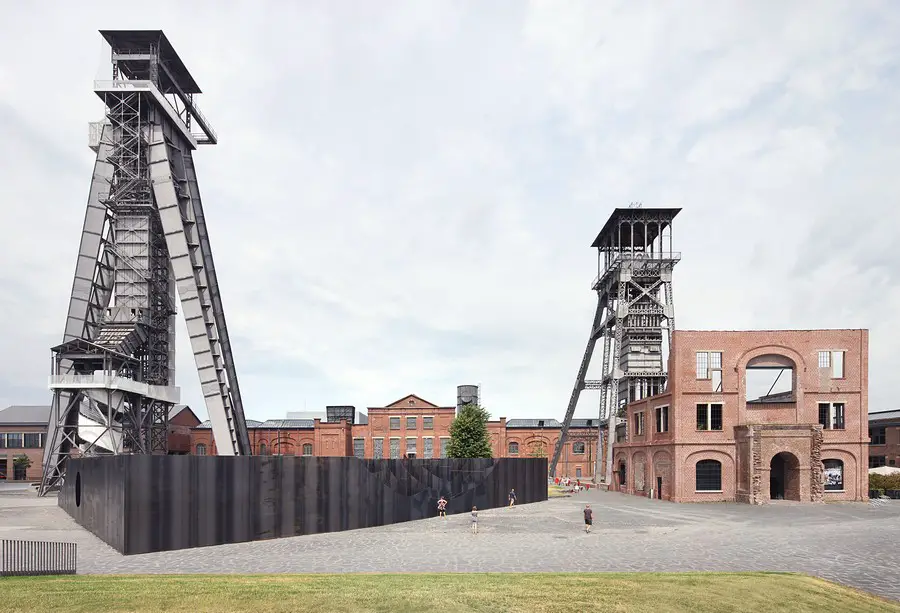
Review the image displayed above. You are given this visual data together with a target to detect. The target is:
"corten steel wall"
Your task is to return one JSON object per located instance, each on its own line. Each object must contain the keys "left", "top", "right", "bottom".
{"left": 60, "top": 455, "right": 547, "bottom": 555}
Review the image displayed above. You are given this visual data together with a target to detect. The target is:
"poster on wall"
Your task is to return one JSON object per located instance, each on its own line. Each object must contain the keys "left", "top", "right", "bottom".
{"left": 823, "top": 465, "right": 842, "bottom": 488}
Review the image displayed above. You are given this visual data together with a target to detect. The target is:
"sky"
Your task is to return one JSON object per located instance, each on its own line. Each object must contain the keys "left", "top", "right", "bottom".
{"left": 0, "top": 1, "right": 898, "bottom": 424}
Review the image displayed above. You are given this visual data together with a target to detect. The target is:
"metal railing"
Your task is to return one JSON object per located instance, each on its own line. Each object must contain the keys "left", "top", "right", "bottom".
{"left": 592, "top": 251, "right": 682, "bottom": 289}
{"left": 1, "top": 540, "right": 77, "bottom": 576}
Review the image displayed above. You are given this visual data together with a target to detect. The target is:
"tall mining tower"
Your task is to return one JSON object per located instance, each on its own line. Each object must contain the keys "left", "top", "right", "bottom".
{"left": 40, "top": 30, "right": 250, "bottom": 495}
{"left": 550, "top": 206, "right": 680, "bottom": 482}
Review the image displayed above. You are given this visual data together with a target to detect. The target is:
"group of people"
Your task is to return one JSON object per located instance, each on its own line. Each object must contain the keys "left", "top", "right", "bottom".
{"left": 436, "top": 488, "right": 595, "bottom": 534}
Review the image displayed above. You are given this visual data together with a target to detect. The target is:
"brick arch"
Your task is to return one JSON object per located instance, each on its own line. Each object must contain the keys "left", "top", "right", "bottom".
{"left": 506, "top": 437, "right": 523, "bottom": 455}
{"left": 684, "top": 450, "right": 735, "bottom": 500}
{"left": 736, "top": 345, "right": 807, "bottom": 408}
{"left": 651, "top": 450, "right": 673, "bottom": 499}
{"left": 614, "top": 452, "right": 628, "bottom": 489}
{"left": 524, "top": 435, "right": 552, "bottom": 457}
{"left": 820, "top": 449, "right": 858, "bottom": 499}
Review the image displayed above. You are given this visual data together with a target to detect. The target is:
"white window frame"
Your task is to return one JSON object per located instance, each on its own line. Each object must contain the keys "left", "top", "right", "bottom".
{"left": 818, "top": 402, "right": 845, "bottom": 430}
{"left": 572, "top": 441, "right": 586, "bottom": 454}
{"left": 406, "top": 416, "right": 417, "bottom": 430}
{"left": 373, "top": 437, "right": 384, "bottom": 459}
{"left": 423, "top": 416, "right": 434, "bottom": 430}
{"left": 405, "top": 437, "right": 417, "bottom": 456}
{"left": 696, "top": 351, "right": 723, "bottom": 391}
{"left": 423, "top": 436, "right": 434, "bottom": 459}
{"left": 389, "top": 416, "right": 401, "bottom": 430}
{"left": 439, "top": 436, "right": 451, "bottom": 458}
{"left": 655, "top": 405, "right": 669, "bottom": 433}
{"left": 389, "top": 437, "right": 401, "bottom": 459}
{"left": 352, "top": 437, "right": 365, "bottom": 459}
{"left": 818, "top": 350, "right": 845, "bottom": 378}
{"left": 696, "top": 403, "right": 723, "bottom": 431}
{"left": 301, "top": 443, "right": 314, "bottom": 456}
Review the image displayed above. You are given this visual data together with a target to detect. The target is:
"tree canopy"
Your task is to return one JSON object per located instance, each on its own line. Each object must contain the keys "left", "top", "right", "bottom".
{"left": 447, "top": 403, "right": 493, "bottom": 458}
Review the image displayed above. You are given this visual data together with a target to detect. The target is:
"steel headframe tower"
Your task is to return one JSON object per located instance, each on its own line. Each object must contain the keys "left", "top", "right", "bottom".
{"left": 550, "top": 205, "right": 680, "bottom": 481}
{"left": 39, "top": 30, "right": 250, "bottom": 495}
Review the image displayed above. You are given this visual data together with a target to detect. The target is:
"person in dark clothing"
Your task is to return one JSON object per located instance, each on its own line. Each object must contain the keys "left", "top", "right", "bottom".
{"left": 508, "top": 488, "right": 517, "bottom": 507}
{"left": 583, "top": 504, "right": 593, "bottom": 533}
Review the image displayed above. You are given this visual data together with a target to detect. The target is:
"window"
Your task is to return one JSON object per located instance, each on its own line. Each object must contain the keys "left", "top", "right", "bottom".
{"left": 575, "top": 467, "right": 582, "bottom": 478}
{"left": 871, "top": 428, "right": 886, "bottom": 445}
{"left": 302, "top": 443, "right": 313, "bottom": 456}
{"left": 634, "top": 412, "right": 645, "bottom": 436}
{"left": 406, "top": 416, "right": 417, "bottom": 430}
{"left": 390, "top": 417, "right": 401, "bottom": 430}
{"left": 423, "top": 416, "right": 434, "bottom": 430}
{"left": 655, "top": 406, "right": 669, "bottom": 433}
{"left": 696, "top": 404, "right": 723, "bottom": 431}
{"left": 440, "top": 437, "right": 450, "bottom": 458}
{"left": 24, "top": 433, "right": 42, "bottom": 448}
{"left": 196, "top": 444, "right": 207, "bottom": 456}
{"left": 695, "top": 460, "right": 722, "bottom": 491}
{"left": 508, "top": 441, "right": 519, "bottom": 455}
{"left": 6, "top": 433, "right": 23, "bottom": 449}
{"left": 696, "top": 351, "right": 723, "bottom": 390}
{"left": 353, "top": 438, "right": 365, "bottom": 459}
{"left": 390, "top": 438, "right": 400, "bottom": 459}
{"left": 423, "top": 437, "right": 433, "bottom": 459}
{"left": 818, "top": 350, "right": 845, "bottom": 378}
{"left": 259, "top": 443, "right": 268, "bottom": 455}
{"left": 818, "top": 402, "right": 845, "bottom": 430}
{"left": 618, "top": 462, "right": 626, "bottom": 486}
{"left": 405, "top": 437, "right": 417, "bottom": 458}
{"left": 869, "top": 455, "right": 886, "bottom": 468}
{"left": 0, "top": 433, "right": 5, "bottom": 448}
{"left": 823, "top": 459, "right": 844, "bottom": 491}
{"left": 573, "top": 442, "right": 586, "bottom": 454}
{"left": 373, "top": 438, "right": 384, "bottom": 459}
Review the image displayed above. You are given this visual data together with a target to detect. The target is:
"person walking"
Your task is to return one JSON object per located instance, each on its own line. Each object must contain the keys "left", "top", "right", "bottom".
{"left": 471, "top": 506, "right": 479, "bottom": 534}
{"left": 437, "top": 496, "right": 448, "bottom": 518}
{"left": 508, "top": 488, "right": 517, "bottom": 507}
{"left": 583, "top": 504, "right": 593, "bottom": 533}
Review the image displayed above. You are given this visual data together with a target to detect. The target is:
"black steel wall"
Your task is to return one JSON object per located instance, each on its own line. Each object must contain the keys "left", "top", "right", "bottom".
{"left": 60, "top": 456, "right": 547, "bottom": 555}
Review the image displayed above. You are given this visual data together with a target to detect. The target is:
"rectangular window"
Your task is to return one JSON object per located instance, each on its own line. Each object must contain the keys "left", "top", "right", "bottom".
{"left": 405, "top": 437, "right": 417, "bottom": 458}
{"left": 353, "top": 438, "right": 365, "bottom": 459}
{"left": 696, "top": 404, "right": 723, "bottom": 431}
{"left": 406, "top": 416, "right": 417, "bottom": 430}
{"left": 696, "top": 351, "right": 709, "bottom": 379}
{"left": 389, "top": 438, "right": 400, "bottom": 459}
{"left": 423, "top": 416, "right": 434, "bottom": 430}
{"left": 440, "top": 437, "right": 450, "bottom": 458}
{"left": 696, "top": 351, "right": 723, "bottom": 390}
{"left": 0, "top": 433, "right": 6, "bottom": 449}
{"left": 818, "top": 350, "right": 845, "bottom": 378}
{"left": 389, "top": 417, "right": 401, "bottom": 430}
{"left": 818, "top": 402, "right": 845, "bottom": 430}
{"left": 575, "top": 467, "right": 582, "bottom": 478}
{"left": 6, "top": 433, "right": 23, "bottom": 449}
{"left": 373, "top": 438, "right": 384, "bottom": 459}
{"left": 634, "top": 412, "right": 644, "bottom": 436}
{"left": 869, "top": 455, "right": 886, "bottom": 468}
{"left": 24, "top": 433, "right": 41, "bottom": 449}
{"left": 423, "top": 437, "right": 433, "bottom": 459}
{"left": 871, "top": 428, "right": 886, "bottom": 445}
{"left": 818, "top": 351, "right": 831, "bottom": 368}
{"left": 655, "top": 406, "right": 669, "bottom": 433}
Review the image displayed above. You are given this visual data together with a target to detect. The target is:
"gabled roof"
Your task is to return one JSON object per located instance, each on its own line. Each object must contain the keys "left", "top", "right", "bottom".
{"left": 0, "top": 405, "right": 50, "bottom": 426}
{"left": 380, "top": 394, "right": 440, "bottom": 409}
{"left": 869, "top": 409, "right": 900, "bottom": 424}
{"left": 168, "top": 404, "right": 201, "bottom": 424}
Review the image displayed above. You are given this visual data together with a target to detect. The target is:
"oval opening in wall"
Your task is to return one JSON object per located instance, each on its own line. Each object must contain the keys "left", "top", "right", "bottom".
{"left": 75, "top": 472, "right": 82, "bottom": 508}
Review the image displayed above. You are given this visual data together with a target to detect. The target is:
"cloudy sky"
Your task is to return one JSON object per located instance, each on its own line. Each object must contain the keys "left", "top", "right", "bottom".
{"left": 1, "top": 1, "right": 898, "bottom": 423}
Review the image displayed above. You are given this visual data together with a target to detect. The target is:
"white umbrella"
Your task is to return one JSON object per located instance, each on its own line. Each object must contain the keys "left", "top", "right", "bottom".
{"left": 868, "top": 466, "right": 900, "bottom": 476}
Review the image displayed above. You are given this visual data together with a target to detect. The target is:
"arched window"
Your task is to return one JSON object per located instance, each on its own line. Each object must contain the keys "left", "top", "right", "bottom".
{"left": 573, "top": 442, "right": 586, "bottom": 454}
{"left": 823, "top": 459, "right": 844, "bottom": 491}
{"left": 508, "top": 442, "right": 519, "bottom": 455}
{"left": 696, "top": 459, "right": 722, "bottom": 491}
{"left": 195, "top": 444, "right": 207, "bottom": 456}
{"left": 618, "top": 462, "right": 626, "bottom": 486}
{"left": 259, "top": 443, "right": 268, "bottom": 456}
{"left": 302, "top": 443, "right": 313, "bottom": 456}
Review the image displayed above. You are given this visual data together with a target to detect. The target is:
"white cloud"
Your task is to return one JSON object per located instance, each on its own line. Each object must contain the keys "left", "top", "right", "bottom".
{"left": 0, "top": 0, "right": 898, "bottom": 425}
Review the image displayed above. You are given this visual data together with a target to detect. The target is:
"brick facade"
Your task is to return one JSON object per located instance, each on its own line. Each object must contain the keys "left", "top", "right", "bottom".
{"left": 615, "top": 329, "right": 869, "bottom": 504}
{"left": 190, "top": 394, "right": 601, "bottom": 479}
{"left": 868, "top": 409, "right": 900, "bottom": 469}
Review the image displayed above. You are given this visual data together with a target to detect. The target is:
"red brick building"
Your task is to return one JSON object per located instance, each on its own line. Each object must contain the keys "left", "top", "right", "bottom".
{"left": 615, "top": 329, "right": 869, "bottom": 503}
{"left": 190, "top": 394, "right": 601, "bottom": 479}
{"left": 869, "top": 409, "right": 900, "bottom": 469}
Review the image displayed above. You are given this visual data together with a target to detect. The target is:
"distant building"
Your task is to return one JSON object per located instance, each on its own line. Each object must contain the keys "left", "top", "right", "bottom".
{"left": 868, "top": 409, "right": 900, "bottom": 469}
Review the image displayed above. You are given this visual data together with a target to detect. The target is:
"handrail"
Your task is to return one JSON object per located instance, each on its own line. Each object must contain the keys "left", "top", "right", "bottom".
{"left": 592, "top": 251, "right": 682, "bottom": 288}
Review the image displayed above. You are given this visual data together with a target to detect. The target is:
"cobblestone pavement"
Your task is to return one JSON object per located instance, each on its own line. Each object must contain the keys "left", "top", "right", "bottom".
{"left": 3, "top": 488, "right": 899, "bottom": 601}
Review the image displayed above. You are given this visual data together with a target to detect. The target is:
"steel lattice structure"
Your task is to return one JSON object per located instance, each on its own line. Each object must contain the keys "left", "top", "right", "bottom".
{"left": 39, "top": 30, "right": 250, "bottom": 495}
{"left": 550, "top": 206, "right": 681, "bottom": 481}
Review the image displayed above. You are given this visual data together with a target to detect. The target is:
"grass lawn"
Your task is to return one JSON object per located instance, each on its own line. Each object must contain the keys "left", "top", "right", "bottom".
{"left": 548, "top": 484, "right": 569, "bottom": 497}
{"left": 2, "top": 572, "right": 897, "bottom": 613}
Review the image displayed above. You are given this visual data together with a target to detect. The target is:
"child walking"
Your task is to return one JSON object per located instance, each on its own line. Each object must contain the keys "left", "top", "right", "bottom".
{"left": 508, "top": 488, "right": 517, "bottom": 507}
{"left": 471, "top": 506, "right": 478, "bottom": 534}
{"left": 583, "top": 504, "right": 593, "bottom": 533}
{"left": 437, "top": 496, "right": 447, "bottom": 518}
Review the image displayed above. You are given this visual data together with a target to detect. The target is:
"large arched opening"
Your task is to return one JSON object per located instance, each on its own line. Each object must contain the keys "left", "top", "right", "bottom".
{"left": 769, "top": 451, "right": 801, "bottom": 501}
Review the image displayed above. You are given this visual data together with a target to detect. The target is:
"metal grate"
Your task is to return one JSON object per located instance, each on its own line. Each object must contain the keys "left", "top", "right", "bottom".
{"left": 1, "top": 540, "right": 77, "bottom": 576}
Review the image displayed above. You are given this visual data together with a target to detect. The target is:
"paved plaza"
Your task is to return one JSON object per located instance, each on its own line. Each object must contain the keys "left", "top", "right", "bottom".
{"left": 2, "top": 486, "right": 899, "bottom": 601}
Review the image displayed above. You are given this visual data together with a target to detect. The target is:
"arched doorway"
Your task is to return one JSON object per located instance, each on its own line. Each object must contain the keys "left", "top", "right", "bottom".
{"left": 769, "top": 452, "right": 800, "bottom": 501}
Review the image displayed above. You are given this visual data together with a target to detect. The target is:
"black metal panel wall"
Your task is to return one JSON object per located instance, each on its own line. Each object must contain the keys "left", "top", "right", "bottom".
{"left": 60, "top": 456, "right": 547, "bottom": 555}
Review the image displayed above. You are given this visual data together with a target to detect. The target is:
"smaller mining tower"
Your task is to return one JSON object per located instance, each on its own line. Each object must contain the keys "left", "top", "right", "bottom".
{"left": 550, "top": 206, "right": 680, "bottom": 482}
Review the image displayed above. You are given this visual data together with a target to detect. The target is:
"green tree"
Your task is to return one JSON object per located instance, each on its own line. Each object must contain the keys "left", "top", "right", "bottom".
{"left": 12, "top": 454, "right": 31, "bottom": 470}
{"left": 447, "top": 404, "right": 493, "bottom": 458}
